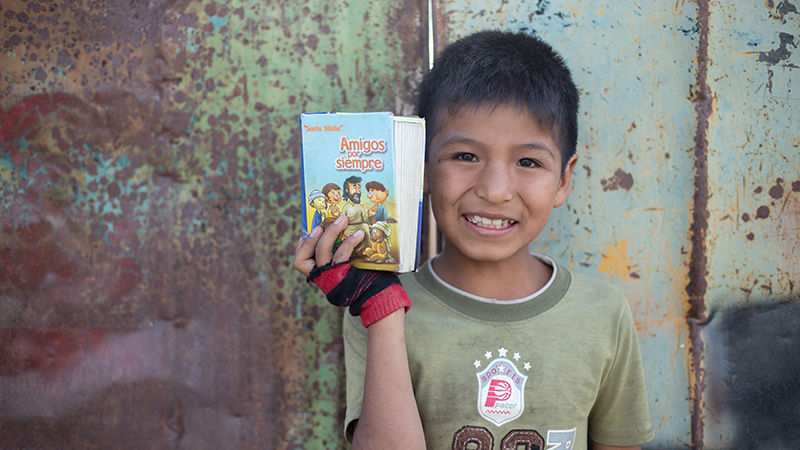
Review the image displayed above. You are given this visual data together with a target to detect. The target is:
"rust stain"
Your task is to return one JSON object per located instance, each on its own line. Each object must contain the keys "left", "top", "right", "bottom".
{"left": 600, "top": 168, "right": 634, "bottom": 192}
{"left": 686, "top": 0, "right": 712, "bottom": 447}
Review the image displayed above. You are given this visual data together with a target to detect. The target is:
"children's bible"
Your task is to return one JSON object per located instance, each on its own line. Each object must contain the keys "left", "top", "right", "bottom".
{"left": 300, "top": 112, "right": 426, "bottom": 273}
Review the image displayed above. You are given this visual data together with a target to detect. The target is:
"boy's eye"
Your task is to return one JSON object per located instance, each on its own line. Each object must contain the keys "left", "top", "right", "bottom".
{"left": 517, "top": 158, "right": 540, "bottom": 168}
{"left": 452, "top": 153, "right": 478, "bottom": 162}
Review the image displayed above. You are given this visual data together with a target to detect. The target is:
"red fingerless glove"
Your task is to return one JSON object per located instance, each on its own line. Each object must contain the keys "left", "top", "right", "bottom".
{"left": 307, "top": 262, "right": 412, "bottom": 327}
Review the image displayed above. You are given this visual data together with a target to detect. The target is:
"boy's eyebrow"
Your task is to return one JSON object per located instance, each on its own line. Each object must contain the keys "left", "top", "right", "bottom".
{"left": 438, "top": 136, "right": 557, "bottom": 159}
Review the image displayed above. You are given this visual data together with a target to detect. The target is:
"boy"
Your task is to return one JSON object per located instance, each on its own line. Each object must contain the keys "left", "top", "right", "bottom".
{"left": 295, "top": 30, "right": 653, "bottom": 449}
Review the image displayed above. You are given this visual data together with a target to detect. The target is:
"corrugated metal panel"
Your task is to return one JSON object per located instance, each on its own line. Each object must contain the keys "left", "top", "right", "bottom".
{"left": 0, "top": 0, "right": 426, "bottom": 447}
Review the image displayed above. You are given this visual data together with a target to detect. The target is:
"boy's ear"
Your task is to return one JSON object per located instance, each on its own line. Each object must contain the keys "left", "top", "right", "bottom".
{"left": 553, "top": 154, "right": 579, "bottom": 208}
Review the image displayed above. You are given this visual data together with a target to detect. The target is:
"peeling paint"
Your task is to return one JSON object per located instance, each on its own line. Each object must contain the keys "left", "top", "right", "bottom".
{"left": 597, "top": 239, "right": 634, "bottom": 280}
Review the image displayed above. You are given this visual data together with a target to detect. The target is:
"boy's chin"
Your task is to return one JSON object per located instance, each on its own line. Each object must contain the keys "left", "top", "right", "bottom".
{"left": 443, "top": 244, "right": 534, "bottom": 266}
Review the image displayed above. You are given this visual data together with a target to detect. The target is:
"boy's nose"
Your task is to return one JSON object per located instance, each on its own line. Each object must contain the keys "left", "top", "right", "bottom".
{"left": 474, "top": 163, "right": 514, "bottom": 204}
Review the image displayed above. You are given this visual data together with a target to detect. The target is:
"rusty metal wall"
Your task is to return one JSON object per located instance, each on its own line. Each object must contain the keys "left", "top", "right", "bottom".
{"left": 1, "top": 0, "right": 797, "bottom": 448}
{"left": 434, "top": 0, "right": 799, "bottom": 448}
{"left": 0, "top": 0, "right": 426, "bottom": 448}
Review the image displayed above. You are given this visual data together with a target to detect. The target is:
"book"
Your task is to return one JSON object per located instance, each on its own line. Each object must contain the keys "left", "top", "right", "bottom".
{"left": 300, "top": 111, "right": 426, "bottom": 273}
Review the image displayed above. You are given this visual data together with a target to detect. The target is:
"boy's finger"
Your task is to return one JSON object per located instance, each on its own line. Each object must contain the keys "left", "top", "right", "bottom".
{"left": 293, "top": 226, "right": 323, "bottom": 276}
{"left": 332, "top": 230, "right": 365, "bottom": 264}
{"left": 314, "top": 215, "right": 349, "bottom": 265}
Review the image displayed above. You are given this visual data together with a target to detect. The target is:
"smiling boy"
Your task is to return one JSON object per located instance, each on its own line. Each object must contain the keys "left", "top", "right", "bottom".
{"left": 295, "top": 30, "right": 653, "bottom": 450}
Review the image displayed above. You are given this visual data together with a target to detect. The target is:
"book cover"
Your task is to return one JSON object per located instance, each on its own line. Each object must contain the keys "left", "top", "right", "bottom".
{"left": 300, "top": 112, "right": 425, "bottom": 273}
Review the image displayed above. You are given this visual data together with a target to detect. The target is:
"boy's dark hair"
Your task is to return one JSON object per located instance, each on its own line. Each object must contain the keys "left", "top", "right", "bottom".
{"left": 417, "top": 30, "right": 579, "bottom": 174}
{"left": 365, "top": 181, "right": 386, "bottom": 192}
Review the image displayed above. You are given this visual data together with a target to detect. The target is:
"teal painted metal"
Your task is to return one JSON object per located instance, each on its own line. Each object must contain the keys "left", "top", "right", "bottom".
{"left": 700, "top": 2, "right": 799, "bottom": 448}
{"left": 435, "top": 0, "right": 799, "bottom": 448}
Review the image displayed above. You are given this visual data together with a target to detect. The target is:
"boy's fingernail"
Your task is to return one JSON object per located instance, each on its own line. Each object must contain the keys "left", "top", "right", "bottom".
{"left": 353, "top": 230, "right": 364, "bottom": 239}
{"left": 334, "top": 216, "right": 346, "bottom": 225}
{"left": 311, "top": 226, "right": 322, "bottom": 237}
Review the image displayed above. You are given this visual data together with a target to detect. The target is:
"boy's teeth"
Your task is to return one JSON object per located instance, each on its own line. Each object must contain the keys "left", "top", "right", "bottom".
{"left": 468, "top": 215, "right": 514, "bottom": 229}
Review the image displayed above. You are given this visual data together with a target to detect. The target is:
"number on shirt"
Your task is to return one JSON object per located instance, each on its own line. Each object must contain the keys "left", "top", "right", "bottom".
{"left": 452, "top": 427, "right": 545, "bottom": 450}
{"left": 453, "top": 426, "right": 493, "bottom": 449}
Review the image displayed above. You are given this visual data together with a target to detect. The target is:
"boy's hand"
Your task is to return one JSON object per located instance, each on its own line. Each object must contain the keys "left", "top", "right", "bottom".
{"left": 294, "top": 215, "right": 362, "bottom": 277}
{"left": 293, "top": 215, "right": 412, "bottom": 327}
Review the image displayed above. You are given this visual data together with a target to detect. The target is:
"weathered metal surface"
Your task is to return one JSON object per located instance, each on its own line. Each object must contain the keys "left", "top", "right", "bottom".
{"left": 699, "top": 1, "right": 799, "bottom": 448}
{"left": 2, "top": 0, "right": 796, "bottom": 447}
{"left": 0, "top": 0, "right": 426, "bottom": 448}
{"left": 436, "top": 0, "right": 798, "bottom": 448}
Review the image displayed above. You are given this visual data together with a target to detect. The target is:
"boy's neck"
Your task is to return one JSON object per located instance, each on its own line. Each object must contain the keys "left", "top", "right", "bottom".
{"left": 431, "top": 246, "right": 553, "bottom": 301}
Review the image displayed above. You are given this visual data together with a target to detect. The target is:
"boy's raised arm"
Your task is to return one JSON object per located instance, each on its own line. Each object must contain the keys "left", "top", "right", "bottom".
{"left": 293, "top": 216, "right": 425, "bottom": 449}
{"left": 352, "top": 309, "right": 425, "bottom": 449}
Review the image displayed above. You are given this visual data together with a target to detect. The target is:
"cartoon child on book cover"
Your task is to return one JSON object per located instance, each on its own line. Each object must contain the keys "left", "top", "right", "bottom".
{"left": 322, "top": 183, "right": 341, "bottom": 220}
{"left": 366, "top": 181, "right": 395, "bottom": 224}
{"left": 307, "top": 189, "right": 328, "bottom": 229}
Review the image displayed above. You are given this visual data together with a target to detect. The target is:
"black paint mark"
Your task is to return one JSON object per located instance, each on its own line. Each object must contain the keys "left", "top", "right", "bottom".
{"left": 769, "top": 0, "right": 799, "bottom": 22}
{"left": 746, "top": 232, "right": 755, "bottom": 240}
{"left": 742, "top": 213, "right": 750, "bottom": 222}
{"left": 705, "top": 302, "right": 800, "bottom": 448}
{"left": 758, "top": 32, "right": 796, "bottom": 65}
{"left": 756, "top": 205, "right": 770, "bottom": 219}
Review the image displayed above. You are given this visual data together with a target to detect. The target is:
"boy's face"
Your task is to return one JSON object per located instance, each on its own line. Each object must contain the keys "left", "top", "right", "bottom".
{"left": 367, "top": 188, "right": 388, "bottom": 204}
{"left": 425, "top": 104, "right": 577, "bottom": 266}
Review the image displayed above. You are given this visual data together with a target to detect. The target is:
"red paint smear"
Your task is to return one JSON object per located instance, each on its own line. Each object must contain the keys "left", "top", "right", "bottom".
{"left": 0, "top": 243, "right": 77, "bottom": 294}
{"left": 1, "top": 92, "right": 81, "bottom": 143}
{"left": 0, "top": 328, "right": 108, "bottom": 376}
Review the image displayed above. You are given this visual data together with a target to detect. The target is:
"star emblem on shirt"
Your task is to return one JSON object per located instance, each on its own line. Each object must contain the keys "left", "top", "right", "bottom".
{"left": 473, "top": 348, "right": 532, "bottom": 372}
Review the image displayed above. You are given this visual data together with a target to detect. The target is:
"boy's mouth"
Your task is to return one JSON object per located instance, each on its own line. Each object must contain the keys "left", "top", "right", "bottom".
{"left": 464, "top": 214, "right": 516, "bottom": 229}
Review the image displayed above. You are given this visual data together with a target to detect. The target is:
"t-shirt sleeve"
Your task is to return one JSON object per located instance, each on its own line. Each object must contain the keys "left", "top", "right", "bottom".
{"left": 342, "top": 310, "right": 369, "bottom": 442}
{"left": 588, "top": 297, "right": 655, "bottom": 446}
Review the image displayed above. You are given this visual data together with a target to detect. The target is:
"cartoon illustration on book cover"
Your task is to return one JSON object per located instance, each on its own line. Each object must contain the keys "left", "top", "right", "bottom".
{"left": 305, "top": 175, "right": 398, "bottom": 269}
{"left": 301, "top": 112, "right": 402, "bottom": 271}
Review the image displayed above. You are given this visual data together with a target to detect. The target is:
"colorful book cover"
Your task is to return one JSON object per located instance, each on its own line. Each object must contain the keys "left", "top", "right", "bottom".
{"left": 300, "top": 112, "right": 423, "bottom": 272}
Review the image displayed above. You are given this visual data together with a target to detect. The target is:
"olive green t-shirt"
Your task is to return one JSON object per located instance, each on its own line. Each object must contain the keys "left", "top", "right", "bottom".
{"left": 344, "top": 256, "right": 654, "bottom": 449}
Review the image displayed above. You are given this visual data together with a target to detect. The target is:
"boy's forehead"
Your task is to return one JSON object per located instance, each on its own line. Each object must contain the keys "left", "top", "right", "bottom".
{"left": 432, "top": 104, "right": 557, "bottom": 144}
{"left": 433, "top": 103, "right": 554, "bottom": 136}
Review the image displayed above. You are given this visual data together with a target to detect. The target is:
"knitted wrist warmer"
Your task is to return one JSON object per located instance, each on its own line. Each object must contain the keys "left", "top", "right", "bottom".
{"left": 307, "top": 262, "right": 412, "bottom": 327}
